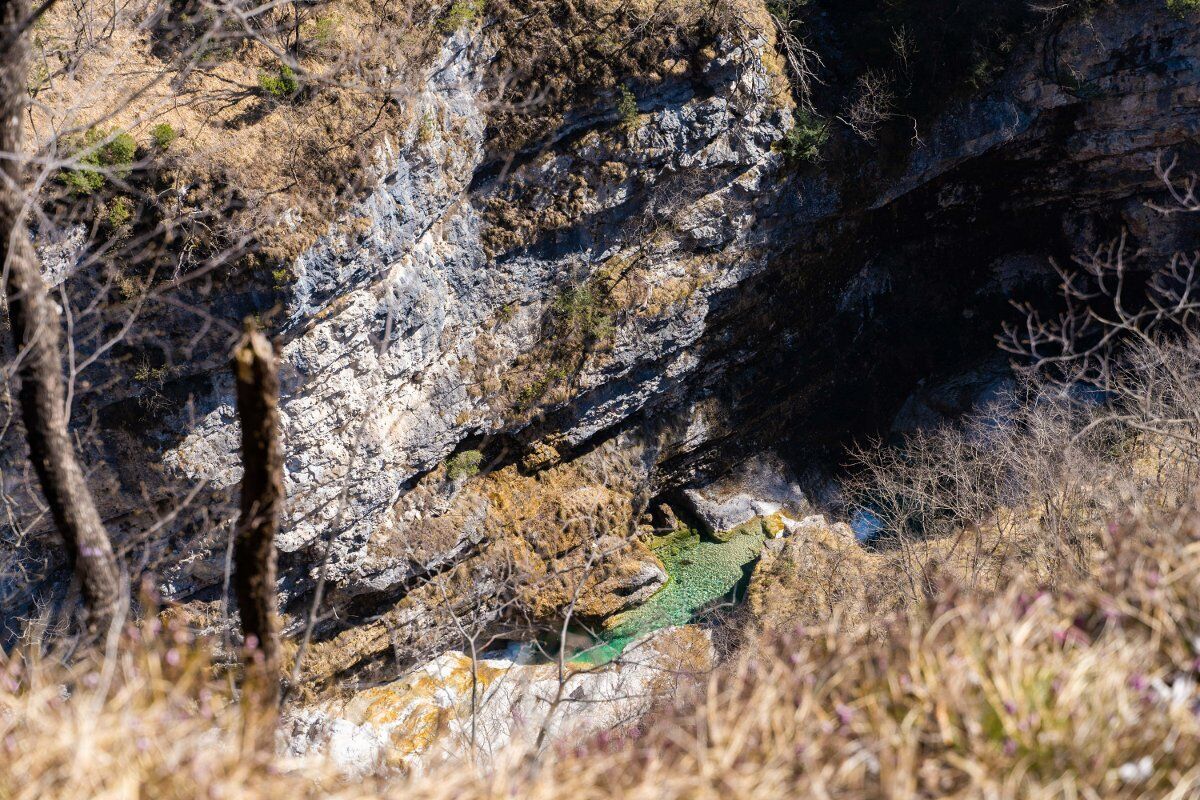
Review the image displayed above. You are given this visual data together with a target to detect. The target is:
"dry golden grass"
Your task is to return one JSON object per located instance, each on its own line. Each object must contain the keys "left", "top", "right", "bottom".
{"left": 27, "top": 0, "right": 441, "bottom": 261}
{"left": 5, "top": 495, "right": 1200, "bottom": 799}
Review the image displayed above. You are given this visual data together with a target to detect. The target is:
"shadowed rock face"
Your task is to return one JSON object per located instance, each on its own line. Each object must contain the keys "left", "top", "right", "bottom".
{"left": 651, "top": 1, "right": 1200, "bottom": 486}
{"left": 4, "top": 2, "right": 1198, "bottom": 670}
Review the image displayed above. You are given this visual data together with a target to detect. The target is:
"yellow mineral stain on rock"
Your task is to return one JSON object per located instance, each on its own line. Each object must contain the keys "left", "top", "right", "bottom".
{"left": 311, "top": 626, "right": 715, "bottom": 771}
{"left": 331, "top": 652, "right": 520, "bottom": 764}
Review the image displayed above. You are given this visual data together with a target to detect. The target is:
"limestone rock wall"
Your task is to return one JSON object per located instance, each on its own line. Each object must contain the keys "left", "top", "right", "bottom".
{"left": 5, "top": 1, "right": 1199, "bottom": 674}
{"left": 157, "top": 23, "right": 794, "bottom": 612}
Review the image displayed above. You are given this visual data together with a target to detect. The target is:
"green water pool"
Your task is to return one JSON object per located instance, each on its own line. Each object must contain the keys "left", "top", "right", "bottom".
{"left": 568, "top": 519, "right": 772, "bottom": 665}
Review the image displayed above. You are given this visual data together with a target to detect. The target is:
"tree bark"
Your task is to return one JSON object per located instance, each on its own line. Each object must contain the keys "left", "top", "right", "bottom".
{"left": 232, "top": 325, "right": 283, "bottom": 710}
{"left": 1, "top": 0, "right": 122, "bottom": 635}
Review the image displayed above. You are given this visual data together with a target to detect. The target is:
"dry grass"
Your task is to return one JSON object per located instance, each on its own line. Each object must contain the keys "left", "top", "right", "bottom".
{"left": 27, "top": 0, "right": 443, "bottom": 261}
{"left": 24, "top": 0, "right": 782, "bottom": 265}
{"left": 8, "top": 349, "right": 1200, "bottom": 797}
{"left": 5, "top": 486, "right": 1200, "bottom": 798}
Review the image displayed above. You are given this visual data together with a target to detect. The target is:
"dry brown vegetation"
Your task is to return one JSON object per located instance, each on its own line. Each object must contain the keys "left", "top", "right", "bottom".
{"left": 484, "top": 0, "right": 781, "bottom": 150}
{"left": 25, "top": 0, "right": 782, "bottom": 266}
{"left": 8, "top": 288, "right": 1200, "bottom": 796}
{"left": 4, "top": 471, "right": 1200, "bottom": 798}
{"left": 13, "top": 229, "right": 1200, "bottom": 789}
{"left": 26, "top": 0, "right": 450, "bottom": 262}
{"left": 5, "top": 2, "right": 1200, "bottom": 795}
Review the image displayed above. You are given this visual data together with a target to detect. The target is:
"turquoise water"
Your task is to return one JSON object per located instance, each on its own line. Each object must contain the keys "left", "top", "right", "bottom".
{"left": 568, "top": 521, "right": 770, "bottom": 665}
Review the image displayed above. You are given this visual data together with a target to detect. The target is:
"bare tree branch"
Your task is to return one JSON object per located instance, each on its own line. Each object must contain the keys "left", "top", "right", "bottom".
{"left": 1, "top": 0, "right": 121, "bottom": 635}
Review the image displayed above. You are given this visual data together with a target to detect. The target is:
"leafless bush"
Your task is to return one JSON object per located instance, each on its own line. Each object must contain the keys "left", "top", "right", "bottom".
{"left": 766, "top": 5, "right": 825, "bottom": 113}
{"left": 1003, "top": 154, "right": 1200, "bottom": 470}
{"left": 850, "top": 156, "right": 1200, "bottom": 599}
{"left": 837, "top": 69, "right": 894, "bottom": 142}
{"left": 846, "top": 382, "right": 1122, "bottom": 599}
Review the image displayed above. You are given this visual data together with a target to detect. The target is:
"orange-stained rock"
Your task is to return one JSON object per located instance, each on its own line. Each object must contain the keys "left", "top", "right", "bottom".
{"left": 284, "top": 625, "right": 714, "bottom": 775}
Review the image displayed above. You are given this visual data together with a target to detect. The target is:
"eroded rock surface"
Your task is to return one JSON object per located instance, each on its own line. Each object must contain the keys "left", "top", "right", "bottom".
{"left": 681, "top": 454, "right": 810, "bottom": 536}
{"left": 153, "top": 24, "right": 793, "bottom": 615}
{"left": 5, "top": 2, "right": 1199, "bottom": 683}
{"left": 284, "top": 624, "right": 714, "bottom": 775}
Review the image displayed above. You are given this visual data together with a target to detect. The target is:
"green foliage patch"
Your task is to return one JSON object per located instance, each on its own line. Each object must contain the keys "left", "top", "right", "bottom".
{"left": 150, "top": 123, "right": 179, "bottom": 150}
{"left": 312, "top": 13, "right": 340, "bottom": 44}
{"left": 777, "top": 109, "right": 828, "bottom": 164}
{"left": 551, "top": 279, "right": 615, "bottom": 347}
{"left": 446, "top": 449, "right": 484, "bottom": 481}
{"left": 766, "top": 0, "right": 812, "bottom": 25}
{"left": 59, "top": 129, "right": 137, "bottom": 195}
{"left": 511, "top": 272, "right": 619, "bottom": 412}
{"left": 258, "top": 63, "right": 299, "bottom": 100}
{"left": 105, "top": 196, "right": 133, "bottom": 229}
{"left": 616, "top": 84, "right": 639, "bottom": 130}
{"left": 416, "top": 110, "right": 437, "bottom": 145}
{"left": 438, "top": 0, "right": 484, "bottom": 34}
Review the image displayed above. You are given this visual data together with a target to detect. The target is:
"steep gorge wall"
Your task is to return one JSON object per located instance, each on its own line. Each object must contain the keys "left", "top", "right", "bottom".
{"left": 665, "top": 1, "right": 1200, "bottom": 482}
{"left": 4, "top": 1, "right": 1199, "bottom": 677}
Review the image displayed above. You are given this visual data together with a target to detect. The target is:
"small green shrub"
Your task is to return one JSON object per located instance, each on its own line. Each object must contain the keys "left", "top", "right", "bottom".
{"left": 776, "top": 110, "right": 828, "bottom": 164}
{"left": 198, "top": 40, "right": 236, "bottom": 64}
{"left": 512, "top": 273, "right": 619, "bottom": 414}
{"left": 60, "top": 168, "right": 105, "bottom": 195}
{"left": 616, "top": 84, "right": 639, "bottom": 129}
{"left": 765, "top": 0, "right": 811, "bottom": 24}
{"left": 553, "top": 281, "right": 615, "bottom": 345}
{"left": 27, "top": 61, "right": 48, "bottom": 94}
{"left": 516, "top": 377, "right": 549, "bottom": 409}
{"left": 416, "top": 110, "right": 437, "bottom": 145}
{"left": 258, "top": 64, "right": 299, "bottom": 100}
{"left": 104, "top": 132, "right": 137, "bottom": 165}
{"left": 438, "top": 0, "right": 484, "bottom": 34}
{"left": 59, "top": 129, "right": 137, "bottom": 195}
{"left": 445, "top": 449, "right": 483, "bottom": 481}
{"left": 1168, "top": 0, "right": 1200, "bottom": 14}
{"left": 151, "top": 123, "right": 178, "bottom": 150}
{"left": 311, "top": 14, "right": 339, "bottom": 44}
{"left": 106, "top": 196, "right": 133, "bottom": 229}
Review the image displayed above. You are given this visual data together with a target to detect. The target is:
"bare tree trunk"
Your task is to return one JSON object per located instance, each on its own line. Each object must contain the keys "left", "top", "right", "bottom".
{"left": 232, "top": 325, "right": 283, "bottom": 711}
{"left": 1, "top": 0, "right": 122, "bottom": 635}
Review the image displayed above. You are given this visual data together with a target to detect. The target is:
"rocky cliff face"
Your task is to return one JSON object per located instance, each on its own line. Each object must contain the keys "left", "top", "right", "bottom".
{"left": 132, "top": 16, "right": 800, "bottom": 660}
{"left": 701, "top": 1, "right": 1200, "bottom": 482}
{"left": 162, "top": 21, "right": 792, "bottom": 593}
{"left": 5, "top": 1, "right": 1199, "bottom": 680}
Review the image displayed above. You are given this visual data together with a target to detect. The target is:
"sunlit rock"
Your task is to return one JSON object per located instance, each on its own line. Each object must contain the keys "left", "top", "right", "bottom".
{"left": 283, "top": 625, "right": 714, "bottom": 775}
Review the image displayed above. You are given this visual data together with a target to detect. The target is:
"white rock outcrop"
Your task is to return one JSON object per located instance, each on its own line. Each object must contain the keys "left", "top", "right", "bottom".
{"left": 283, "top": 625, "right": 714, "bottom": 775}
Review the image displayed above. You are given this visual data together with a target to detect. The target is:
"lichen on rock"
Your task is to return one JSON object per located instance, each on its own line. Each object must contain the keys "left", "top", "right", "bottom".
{"left": 284, "top": 624, "right": 714, "bottom": 774}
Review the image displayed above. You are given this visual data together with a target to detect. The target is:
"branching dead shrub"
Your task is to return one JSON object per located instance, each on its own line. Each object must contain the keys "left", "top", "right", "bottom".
{"left": 837, "top": 69, "right": 894, "bottom": 142}
{"left": 848, "top": 156, "right": 1200, "bottom": 599}
{"left": 847, "top": 384, "right": 1129, "bottom": 600}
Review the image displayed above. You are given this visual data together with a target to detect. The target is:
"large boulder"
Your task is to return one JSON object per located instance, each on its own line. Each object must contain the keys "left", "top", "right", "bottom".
{"left": 681, "top": 454, "right": 811, "bottom": 537}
